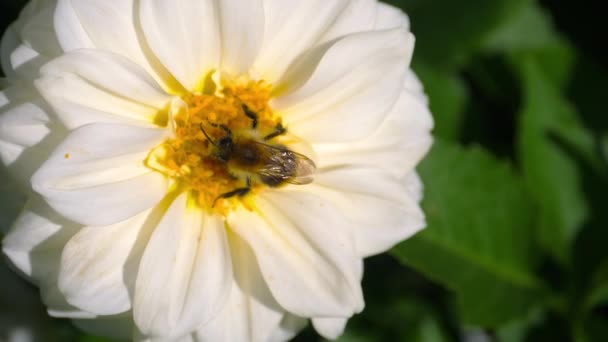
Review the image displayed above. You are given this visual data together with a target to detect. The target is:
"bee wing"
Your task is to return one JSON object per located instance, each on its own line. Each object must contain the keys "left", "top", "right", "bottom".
{"left": 254, "top": 142, "right": 316, "bottom": 185}
{"left": 286, "top": 151, "right": 316, "bottom": 184}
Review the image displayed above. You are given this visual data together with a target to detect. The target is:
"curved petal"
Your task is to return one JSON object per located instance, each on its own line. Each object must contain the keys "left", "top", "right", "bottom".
{"left": 196, "top": 232, "right": 283, "bottom": 342}
{"left": 313, "top": 71, "right": 433, "bottom": 177}
{"left": 8, "top": 44, "right": 48, "bottom": 81}
{"left": 273, "top": 28, "right": 414, "bottom": 143}
{"left": 1, "top": 197, "right": 91, "bottom": 318}
{"left": 138, "top": 0, "right": 220, "bottom": 91}
{"left": 17, "top": 0, "right": 62, "bottom": 58}
{"left": 312, "top": 317, "right": 348, "bottom": 340}
{"left": 134, "top": 194, "right": 232, "bottom": 339}
{"left": 253, "top": 0, "right": 349, "bottom": 83}
{"left": 218, "top": 0, "right": 265, "bottom": 76}
{"left": 54, "top": 0, "right": 174, "bottom": 88}
{"left": 32, "top": 123, "right": 169, "bottom": 227}
{"left": 375, "top": 2, "right": 411, "bottom": 30}
{"left": 404, "top": 171, "right": 424, "bottom": 203}
{"left": 1, "top": 0, "right": 61, "bottom": 78}
{"left": 2, "top": 198, "right": 78, "bottom": 283}
{"left": 53, "top": 0, "right": 94, "bottom": 51}
{"left": 1, "top": 24, "right": 19, "bottom": 78}
{"left": 318, "top": 0, "right": 377, "bottom": 44}
{"left": 42, "top": 288, "right": 95, "bottom": 319}
{"left": 58, "top": 209, "right": 152, "bottom": 315}
{"left": 228, "top": 191, "right": 363, "bottom": 317}
{"left": 36, "top": 50, "right": 171, "bottom": 129}
{"left": 310, "top": 168, "right": 425, "bottom": 257}
{"left": 404, "top": 68, "right": 428, "bottom": 103}
{"left": 0, "top": 86, "right": 65, "bottom": 187}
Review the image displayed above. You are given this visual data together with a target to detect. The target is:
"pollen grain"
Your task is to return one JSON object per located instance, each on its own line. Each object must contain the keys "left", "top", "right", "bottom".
{"left": 146, "top": 80, "right": 281, "bottom": 214}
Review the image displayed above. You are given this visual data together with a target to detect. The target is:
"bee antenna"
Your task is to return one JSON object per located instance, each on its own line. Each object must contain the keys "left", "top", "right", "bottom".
{"left": 199, "top": 123, "right": 218, "bottom": 147}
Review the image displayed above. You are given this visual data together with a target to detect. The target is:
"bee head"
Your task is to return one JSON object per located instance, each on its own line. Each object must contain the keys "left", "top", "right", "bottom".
{"left": 216, "top": 136, "right": 234, "bottom": 162}
{"left": 199, "top": 123, "right": 234, "bottom": 162}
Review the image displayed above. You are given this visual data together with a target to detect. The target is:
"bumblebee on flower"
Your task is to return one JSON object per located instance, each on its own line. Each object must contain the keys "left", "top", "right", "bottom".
{"left": 0, "top": 0, "right": 433, "bottom": 341}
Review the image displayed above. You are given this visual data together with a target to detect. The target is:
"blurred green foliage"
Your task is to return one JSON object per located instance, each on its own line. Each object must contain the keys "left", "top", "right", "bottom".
{"left": 1, "top": 0, "right": 608, "bottom": 341}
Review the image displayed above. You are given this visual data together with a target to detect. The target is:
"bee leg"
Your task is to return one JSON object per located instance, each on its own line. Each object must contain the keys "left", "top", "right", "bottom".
{"left": 208, "top": 122, "right": 232, "bottom": 136}
{"left": 242, "top": 104, "right": 258, "bottom": 129}
{"left": 212, "top": 187, "right": 251, "bottom": 207}
{"left": 212, "top": 178, "right": 252, "bottom": 207}
{"left": 263, "top": 123, "right": 286, "bottom": 141}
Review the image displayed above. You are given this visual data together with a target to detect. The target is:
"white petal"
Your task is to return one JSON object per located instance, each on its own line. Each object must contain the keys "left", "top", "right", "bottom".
{"left": 32, "top": 123, "right": 169, "bottom": 227}
{"left": 18, "top": 0, "right": 62, "bottom": 58}
{"left": 139, "top": 0, "right": 220, "bottom": 91}
{"left": 54, "top": 0, "right": 94, "bottom": 51}
{"left": 313, "top": 74, "right": 433, "bottom": 177}
{"left": 315, "top": 167, "right": 408, "bottom": 203}
{"left": 58, "top": 210, "right": 152, "bottom": 315}
{"left": 312, "top": 317, "right": 348, "bottom": 340}
{"left": 269, "top": 315, "right": 308, "bottom": 342}
{"left": 310, "top": 168, "right": 425, "bottom": 257}
{"left": 10, "top": 43, "right": 38, "bottom": 69}
{"left": 196, "top": 232, "right": 283, "bottom": 342}
{"left": 375, "top": 2, "right": 410, "bottom": 30}
{"left": 228, "top": 191, "right": 364, "bottom": 317}
{"left": 36, "top": 50, "right": 171, "bottom": 129}
{"left": 2, "top": 198, "right": 78, "bottom": 283}
{"left": 42, "top": 288, "right": 95, "bottom": 319}
{"left": 0, "top": 86, "right": 64, "bottom": 186}
{"left": 54, "top": 0, "right": 176, "bottom": 91}
{"left": 9, "top": 44, "right": 46, "bottom": 81}
{"left": 72, "top": 315, "right": 134, "bottom": 341}
{"left": 0, "top": 88, "right": 51, "bottom": 149}
{"left": 1, "top": 197, "right": 92, "bottom": 318}
{"left": 274, "top": 28, "right": 414, "bottom": 143}
{"left": 1, "top": 1, "right": 60, "bottom": 78}
{"left": 54, "top": 0, "right": 121, "bottom": 52}
{"left": 404, "top": 171, "right": 424, "bottom": 203}
{"left": 134, "top": 194, "right": 232, "bottom": 339}
{"left": 318, "top": 0, "right": 377, "bottom": 44}
{"left": 1, "top": 24, "right": 19, "bottom": 78}
{"left": 218, "top": 0, "right": 265, "bottom": 76}
{"left": 253, "top": 0, "right": 349, "bottom": 82}
{"left": 403, "top": 69, "right": 428, "bottom": 104}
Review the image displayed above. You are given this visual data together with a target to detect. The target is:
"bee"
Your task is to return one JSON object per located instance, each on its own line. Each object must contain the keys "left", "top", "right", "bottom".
{"left": 201, "top": 105, "right": 316, "bottom": 205}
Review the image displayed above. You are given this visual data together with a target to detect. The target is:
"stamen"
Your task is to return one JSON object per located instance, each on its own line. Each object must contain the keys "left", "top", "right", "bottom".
{"left": 146, "top": 79, "right": 282, "bottom": 214}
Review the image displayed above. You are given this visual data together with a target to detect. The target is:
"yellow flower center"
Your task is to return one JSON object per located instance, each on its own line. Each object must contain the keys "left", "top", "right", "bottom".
{"left": 146, "top": 79, "right": 283, "bottom": 214}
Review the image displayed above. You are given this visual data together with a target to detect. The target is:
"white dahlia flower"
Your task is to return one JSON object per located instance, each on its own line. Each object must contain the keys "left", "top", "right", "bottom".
{"left": 0, "top": 0, "right": 433, "bottom": 340}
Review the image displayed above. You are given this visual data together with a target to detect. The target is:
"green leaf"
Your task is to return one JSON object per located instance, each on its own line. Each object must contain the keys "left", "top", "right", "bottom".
{"left": 335, "top": 297, "right": 451, "bottom": 342}
{"left": 483, "top": 3, "right": 557, "bottom": 53}
{"left": 484, "top": 1, "right": 575, "bottom": 89}
{"left": 334, "top": 256, "right": 456, "bottom": 342}
{"left": 416, "top": 317, "right": 450, "bottom": 342}
{"left": 391, "top": 140, "right": 544, "bottom": 327}
{"left": 515, "top": 59, "right": 592, "bottom": 264}
{"left": 602, "top": 134, "right": 608, "bottom": 165}
{"left": 584, "top": 261, "right": 608, "bottom": 312}
{"left": 413, "top": 62, "right": 467, "bottom": 141}
{"left": 385, "top": 0, "right": 530, "bottom": 69}
{"left": 495, "top": 309, "right": 545, "bottom": 342}
{"left": 572, "top": 260, "right": 608, "bottom": 342}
